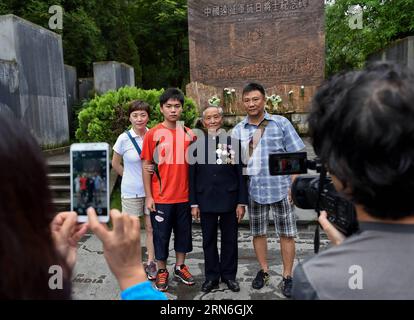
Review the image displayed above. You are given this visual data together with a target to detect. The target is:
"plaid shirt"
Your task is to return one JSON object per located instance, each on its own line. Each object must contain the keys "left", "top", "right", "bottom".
{"left": 232, "top": 112, "right": 305, "bottom": 204}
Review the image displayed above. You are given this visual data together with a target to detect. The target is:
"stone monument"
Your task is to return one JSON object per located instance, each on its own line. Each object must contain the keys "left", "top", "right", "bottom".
{"left": 93, "top": 61, "right": 135, "bottom": 95}
{"left": 0, "top": 14, "right": 70, "bottom": 146}
{"left": 65, "top": 65, "right": 78, "bottom": 134}
{"left": 187, "top": 0, "right": 325, "bottom": 133}
{"left": 78, "top": 77, "right": 94, "bottom": 100}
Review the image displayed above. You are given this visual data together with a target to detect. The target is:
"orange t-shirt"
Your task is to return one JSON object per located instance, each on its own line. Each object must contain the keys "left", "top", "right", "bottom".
{"left": 80, "top": 177, "right": 87, "bottom": 190}
{"left": 141, "top": 123, "right": 195, "bottom": 204}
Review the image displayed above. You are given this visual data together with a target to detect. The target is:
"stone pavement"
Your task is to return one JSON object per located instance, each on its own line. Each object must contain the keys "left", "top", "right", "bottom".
{"left": 71, "top": 224, "right": 329, "bottom": 300}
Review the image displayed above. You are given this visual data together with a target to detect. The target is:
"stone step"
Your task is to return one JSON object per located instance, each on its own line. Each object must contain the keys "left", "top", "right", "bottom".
{"left": 48, "top": 172, "right": 70, "bottom": 185}
{"left": 52, "top": 198, "right": 71, "bottom": 212}
{"left": 47, "top": 161, "right": 70, "bottom": 174}
{"left": 50, "top": 185, "right": 71, "bottom": 198}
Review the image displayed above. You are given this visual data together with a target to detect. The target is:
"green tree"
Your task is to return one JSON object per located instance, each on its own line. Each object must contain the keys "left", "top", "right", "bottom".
{"left": 326, "top": 0, "right": 414, "bottom": 76}
{"left": 129, "top": 0, "right": 189, "bottom": 89}
{"left": 62, "top": 8, "right": 107, "bottom": 77}
{"left": 76, "top": 86, "right": 198, "bottom": 145}
{"left": 0, "top": 0, "right": 189, "bottom": 89}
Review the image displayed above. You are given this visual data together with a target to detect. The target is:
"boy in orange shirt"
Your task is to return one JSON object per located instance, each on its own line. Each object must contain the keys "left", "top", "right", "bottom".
{"left": 141, "top": 88, "right": 195, "bottom": 292}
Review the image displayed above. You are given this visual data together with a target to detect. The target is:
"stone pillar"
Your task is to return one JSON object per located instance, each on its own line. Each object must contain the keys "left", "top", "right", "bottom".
{"left": 0, "top": 14, "right": 69, "bottom": 146}
{"left": 78, "top": 78, "right": 94, "bottom": 100}
{"left": 93, "top": 61, "right": 135, "bottom": 95}
{"left": 65, "top": 65, "right": 77, "bottom": 134}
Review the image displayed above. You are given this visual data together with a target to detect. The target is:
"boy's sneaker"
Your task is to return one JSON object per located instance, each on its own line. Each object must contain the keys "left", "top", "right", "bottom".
{"left": 174, "top": 264, "right": 195, "bottom": 285}
{"left": 252, "top": 270, "right": 270, "bottom": 289}
{"left": 145, "top": 261, "right": 157, "bottom": 281}
{"left": 280, "top": 276, "right": 293, "bottom": 298}
{"left": 155, "top": 269, "right": 169, "bottom": 292}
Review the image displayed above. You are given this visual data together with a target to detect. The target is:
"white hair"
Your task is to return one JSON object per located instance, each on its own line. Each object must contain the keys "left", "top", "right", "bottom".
{"left": 202, "top": 106, "right": 224, "bottom": 118}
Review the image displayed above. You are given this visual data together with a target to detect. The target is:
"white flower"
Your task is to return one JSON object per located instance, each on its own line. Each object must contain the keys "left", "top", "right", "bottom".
{"left": 301, "top": 85, "right": 305, "bottom": 89}
{"left": 231, "top": 88, "right": 236, "bottom": 93}
{"left": 288, "top": 90, "right": 294, "bottom": 95}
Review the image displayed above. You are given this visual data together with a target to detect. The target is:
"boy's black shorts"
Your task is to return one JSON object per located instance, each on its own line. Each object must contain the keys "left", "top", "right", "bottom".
{"left": 150, "top": 202, "right": 193, "bottom": 261}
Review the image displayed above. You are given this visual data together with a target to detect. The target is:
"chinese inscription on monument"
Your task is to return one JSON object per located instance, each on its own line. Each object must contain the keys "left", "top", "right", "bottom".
{"left": 188, "top": 0, "right": 324, "bottom": 89}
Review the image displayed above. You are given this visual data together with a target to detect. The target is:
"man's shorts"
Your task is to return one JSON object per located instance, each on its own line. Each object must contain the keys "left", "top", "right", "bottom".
{"left": 151, "top": 202, "right": 193, "bottom": 261}
{"left": 249, "top": 197, "right": 297, "bottom": 238}
{"left": 121, "top": 197, "right": 149, "bottom": 217}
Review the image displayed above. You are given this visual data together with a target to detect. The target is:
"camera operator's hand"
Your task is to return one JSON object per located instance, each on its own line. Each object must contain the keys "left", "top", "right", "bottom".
{"left": 319, "top": 211, "right": 346, "bottom": 246}
{"left": 87, "top": 208, "right": 147, "bottom": 291}
{"left": 51, "top": 211, "right": 88, "bottom": 270}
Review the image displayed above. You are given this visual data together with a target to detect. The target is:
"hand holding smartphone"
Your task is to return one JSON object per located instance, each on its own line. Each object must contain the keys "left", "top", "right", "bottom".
{"left": 70, "top": 143, "right": 110, "bottom": 223}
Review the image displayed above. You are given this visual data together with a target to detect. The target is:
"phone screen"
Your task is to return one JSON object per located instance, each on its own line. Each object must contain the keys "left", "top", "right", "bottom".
{"left": 72, "top": 150, "right": 108, "bottom": 217}
{"left": 268, "top": 152, "right": 308, "bottom": 176}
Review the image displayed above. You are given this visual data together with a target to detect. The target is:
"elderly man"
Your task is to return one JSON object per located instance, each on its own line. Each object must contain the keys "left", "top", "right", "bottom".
{"left": 189, "top": 105, "right": 248, "bottom": 293}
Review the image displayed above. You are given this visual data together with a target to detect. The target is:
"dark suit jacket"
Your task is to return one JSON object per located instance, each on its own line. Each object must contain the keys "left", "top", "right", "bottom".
{"left": 189, "top": 131, "right": 248, "bottom": 213}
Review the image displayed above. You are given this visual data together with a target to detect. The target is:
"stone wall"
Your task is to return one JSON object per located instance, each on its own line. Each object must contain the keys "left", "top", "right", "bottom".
{"left": 0, "top": 14, "right": 69, "bottom": 146}
{"left": 368, "top": 36, "right": 414, "bottom": 71}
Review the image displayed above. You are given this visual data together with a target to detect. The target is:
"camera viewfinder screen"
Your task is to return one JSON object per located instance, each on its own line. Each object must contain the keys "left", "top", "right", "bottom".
{"left": 269, "top": 152, "right": 308, "bottom": 176}
{"left": 72, "top": 150, "right": 108, "bottom": 216}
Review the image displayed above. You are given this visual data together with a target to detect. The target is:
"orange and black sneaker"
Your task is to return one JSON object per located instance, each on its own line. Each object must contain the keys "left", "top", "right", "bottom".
{"left": 155, "top": 269, "right": 169, "bottom": 292}
{"left": 174, "top": 264, "right": 195, "bottom": 286}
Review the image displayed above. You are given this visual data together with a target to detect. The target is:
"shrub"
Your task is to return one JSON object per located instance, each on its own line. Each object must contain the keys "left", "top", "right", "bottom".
{"left": 75, "top": 86, "right": 198, "bottom": 145}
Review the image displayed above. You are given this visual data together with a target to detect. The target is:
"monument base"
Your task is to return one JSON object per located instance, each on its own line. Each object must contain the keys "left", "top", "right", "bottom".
{"left": 186, "top": 81, "right": 314, "bottom": 134}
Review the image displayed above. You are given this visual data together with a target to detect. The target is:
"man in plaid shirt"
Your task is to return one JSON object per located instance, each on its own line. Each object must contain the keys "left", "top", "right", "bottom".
{"left": 232, "top": 82, "right": 305, "bottom": 298}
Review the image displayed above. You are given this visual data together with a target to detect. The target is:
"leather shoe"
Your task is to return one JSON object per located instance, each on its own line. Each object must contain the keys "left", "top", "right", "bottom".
{"left": 223, "top": 279, "right": 240, "bottom": 292}
{"left": 201, "top": 280, "right": 219, "bottom": 293}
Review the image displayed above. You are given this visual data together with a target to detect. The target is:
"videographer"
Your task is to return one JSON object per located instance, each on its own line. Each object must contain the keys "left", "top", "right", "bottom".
{"left": 292, "top": 62, "right": 414, "bottom": 299}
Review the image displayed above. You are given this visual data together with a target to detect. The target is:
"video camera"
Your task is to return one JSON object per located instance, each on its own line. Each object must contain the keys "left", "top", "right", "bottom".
{"left": 269, "top": 152, "right": 358, "bottom": 237}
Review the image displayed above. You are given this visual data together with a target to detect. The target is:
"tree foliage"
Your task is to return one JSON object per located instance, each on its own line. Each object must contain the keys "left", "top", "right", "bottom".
{"left": 76, "top": 86, "right": 198, "bottom": 145}
{"left": 128, "top": 0, "right": 189, "bottom": 89}
{"left": 326, "top": 0, "right": 414, "bottom": 76}
{"left": 0, "top": 0, "right": 188, "bottom": 89}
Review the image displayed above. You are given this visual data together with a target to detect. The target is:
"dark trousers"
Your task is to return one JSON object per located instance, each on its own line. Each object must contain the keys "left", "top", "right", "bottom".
{"left": 151, "top": 202, "right": 193, "bottom": 261}
{"left": 200, "top": 211, "right": 238, "bottom": 282}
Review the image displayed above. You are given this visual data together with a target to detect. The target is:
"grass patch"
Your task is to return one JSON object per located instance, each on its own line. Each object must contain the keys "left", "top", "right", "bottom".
{"left": 110, "top": 183, "right": 122, "bottom": 211}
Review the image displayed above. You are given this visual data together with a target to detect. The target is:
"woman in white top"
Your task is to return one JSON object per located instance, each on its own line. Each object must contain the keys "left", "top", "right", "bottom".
{"left": 112, "top": 100, "right": 157, "bottom": 280}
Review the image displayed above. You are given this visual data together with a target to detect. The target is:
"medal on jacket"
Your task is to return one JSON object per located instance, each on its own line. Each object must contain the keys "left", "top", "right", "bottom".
{"left": 216, "top": 143, "right": 235, "bottom": 165}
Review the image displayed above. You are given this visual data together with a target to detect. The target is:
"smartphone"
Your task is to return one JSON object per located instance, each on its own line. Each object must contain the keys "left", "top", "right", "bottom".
{"left": 70, "top": 143, "right": 110, "bottom": 223}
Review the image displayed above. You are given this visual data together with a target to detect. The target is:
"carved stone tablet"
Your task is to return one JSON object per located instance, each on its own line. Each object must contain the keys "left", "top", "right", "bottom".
{"left": 187, "top": 0, "right": 325, "bottom": 118}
